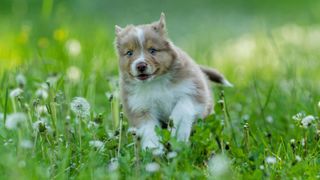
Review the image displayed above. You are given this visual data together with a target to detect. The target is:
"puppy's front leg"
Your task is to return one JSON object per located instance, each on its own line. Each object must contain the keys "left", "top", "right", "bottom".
{"left": 137, "top": 119, "right": 162, "bottom": 150}
{"left": 170, "top": 97, "right": 196, "bottom": 142}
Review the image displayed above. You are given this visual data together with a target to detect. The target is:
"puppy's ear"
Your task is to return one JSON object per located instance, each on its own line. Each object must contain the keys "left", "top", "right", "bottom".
{"left": 152, "top": 12, "right": 166, "bottom": 34}
{"left": 115, "top": 25, "right": 123, "bottom": 35}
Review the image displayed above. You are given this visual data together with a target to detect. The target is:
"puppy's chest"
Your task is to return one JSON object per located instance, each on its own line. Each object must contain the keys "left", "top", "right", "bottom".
{"left": 127, "top": 80, "right": 195, "bottom": 117}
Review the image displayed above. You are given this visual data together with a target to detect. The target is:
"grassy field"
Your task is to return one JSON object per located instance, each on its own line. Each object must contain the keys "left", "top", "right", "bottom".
{"left": 0, "top": 0, "right": 320, "bottom": 179}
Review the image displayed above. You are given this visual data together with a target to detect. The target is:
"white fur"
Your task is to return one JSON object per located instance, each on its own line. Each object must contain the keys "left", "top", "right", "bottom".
{"left": 130, "top": 28, "right": 154, "bottom": 76}
{"left": 137, "top": 119, "right": 162, "bottom": 150}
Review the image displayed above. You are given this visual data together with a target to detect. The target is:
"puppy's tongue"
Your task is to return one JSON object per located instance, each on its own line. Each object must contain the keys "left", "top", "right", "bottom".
{"left": 137, "top": 74, "right": 149, "bottom": 80}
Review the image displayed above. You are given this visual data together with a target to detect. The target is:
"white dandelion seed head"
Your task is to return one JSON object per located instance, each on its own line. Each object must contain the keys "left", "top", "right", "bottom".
{"left": 292, "top": 112, "right": 305, "bottom": 121}
{"left": 32, "top": 117, "right": 49, "bottom": 132}
{"left": 9, "top": 88, "right": 23, "bottom": 98}
{"left": 70, "top": 97, "right": 90, "bottom": 118}
{"left": 145, "top": 162, "right": 160, "bottom": 173}
{"left": 36, "top": 105, "right": 48, "bottom": 117}
{"left": 259, "top": 165, "right": 265, "bottom": 170}
{"left": 295, "top": 155, "right": 302, "bottom": 162}
{"left": 65, "top": 39, "right": 81, "bottom": 56}
{"left": 20, "top": 139, "right": 33, "bottom": 149}
{"left": 87, "top": 121, "right": 99, "bottom": 129}
{"left": 127, "top": 127, "right": 137, "bottom": 136}
{"left": 290, "top": 139, "right": 296, "bottom": 144}
{"left": 46, "top": 75, "right": 59, "bottom": 87}
{"left": 36, "top": 88, "right": 48, "bottom": 100}
{"left": 167, "top": 151, "right": 178, "bottom": 159}
{"left": 265, "top": 156, "right": 277, "bottom": 164}
{"left": 301, "top": 115, "right": 315, "bottom": 128}
{"left": 5, "top": 113, "right": 27, "bottom": 129}
{"left": 108, "top": 158, "right": 119, "bottom": 172}
{"left": 152, "top": 148, "right": 164, "bottom": 156}
{"left": 266, "top": 116, "right": 274, "bottom": 123}
{"left": 16, "top": 73, "right": 26, "bottom": 87}
{"left": 89, "top": 140, "right": 104, "bottom": 152}
{"left": 66, "top": 66, "right": 81, "bottom": 83}
{"left": 208, "top": 154, "right": 230, "bottom": 176}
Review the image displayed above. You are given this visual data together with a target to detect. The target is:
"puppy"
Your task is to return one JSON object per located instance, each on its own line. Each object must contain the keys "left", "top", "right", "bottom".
{"left": 115, "top": 13, "right": 232, "bottom": 150}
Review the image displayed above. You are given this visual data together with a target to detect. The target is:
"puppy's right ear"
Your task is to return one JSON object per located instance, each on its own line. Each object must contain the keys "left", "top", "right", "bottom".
{"left": 115, "top": 25, "right": 123, "bottom": 35}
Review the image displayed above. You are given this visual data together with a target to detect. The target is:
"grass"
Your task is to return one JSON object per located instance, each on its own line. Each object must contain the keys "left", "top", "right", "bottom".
{"left": 0, "top": 0, "right": 320, "bottom": 179}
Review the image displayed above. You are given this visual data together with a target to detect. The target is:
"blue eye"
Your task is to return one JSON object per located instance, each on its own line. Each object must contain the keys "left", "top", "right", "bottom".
{"left": 148, "top": 48, "right": 157, "bottom": 55}
{"left": 126, "top": 50, "right": 133, "bottom": 56}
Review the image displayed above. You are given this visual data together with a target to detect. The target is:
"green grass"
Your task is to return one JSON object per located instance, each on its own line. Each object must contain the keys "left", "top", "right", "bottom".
{"left": 0, "top": 0, "right": 320, "bottom": 179}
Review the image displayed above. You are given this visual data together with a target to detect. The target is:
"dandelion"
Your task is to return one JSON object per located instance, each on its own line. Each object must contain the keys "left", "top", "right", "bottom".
{"left": 16, "top": 73, "right": 26, "bottom": 87}
{"left": 20, "top": 139, "right": 33, "bottom": 149}
{"left": 259, "top": 165, "right": 265, "bottom": 170}
{"left": 65, "top": 39, "right": 81, "bottom": 56}
{"left": 35, "top": 88, "right": 48, "bottom": 100}
{"left": 32, "top": 118, "right": 49, "bottom": 133}
{"left": 145, "top": 162, "right": 160, "bottom": 173}
{"left": 127, "top": 127, "right": 137, "bottom": 136}
{"left": 89, "top": 140, "right": 105, "bottom": 151}
{"left": 35, "top": 105, "right": 48, "bottom": 117}
{"left": 5, "top": 113, "right": 27, "bottom": 129}
{"left": 295, "top": 155, "right": 302, "bottom": 162}
{"left": 301, "top": 115, "right": 315, "bottom": 128}
{"left": 108, "top": 158, "right": 119, "bottom": 172}
{"left": 70, "top": 97, "right": 90, "bottom": 118}
{"left": 265, "top": 156, "right": 277, "bottom": 164}
{"left": 292, "top": 112, "right": 305, "bottom": 121}
{"left": 66, "top": 66, "right": 81, "bottom": 83}
{"left": 9, "top": 88, "right": 23, "bottom": 98}
{"left": 266, "top": 116, "right": 274, "bottom": 123}
{"left": 208, "top": 154, "right": 230, "bottom": 176}
{"left": 152, "top": 148, "right": 164, "bottom": 156}
{"left": 167, "top": 151, "right": 177, "bottom": 159}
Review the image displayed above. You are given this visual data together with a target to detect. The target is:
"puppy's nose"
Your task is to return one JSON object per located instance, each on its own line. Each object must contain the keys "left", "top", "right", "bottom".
{"left": 136, "top": 62, "right": 147, "bottom": 72}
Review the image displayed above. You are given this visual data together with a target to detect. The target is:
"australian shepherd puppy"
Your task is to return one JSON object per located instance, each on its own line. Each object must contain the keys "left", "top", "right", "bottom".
{"left": 115, "top": 13, "right": 232, "bottom": 151}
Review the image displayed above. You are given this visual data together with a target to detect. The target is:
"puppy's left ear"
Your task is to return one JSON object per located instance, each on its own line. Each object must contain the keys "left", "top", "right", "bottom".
{"left": 115, "top": 25, "right": 123, "bottom": 36}
{"left": 153, "top": 12, "right": 166, "bottom": 34}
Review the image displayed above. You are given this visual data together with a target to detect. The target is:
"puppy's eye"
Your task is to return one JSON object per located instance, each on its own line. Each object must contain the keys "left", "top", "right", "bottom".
{"left": 126, "top": 50, "right": 133, "bottom": 57}
{"left": 148, "top": 48, "right": 157, "bottom": 55}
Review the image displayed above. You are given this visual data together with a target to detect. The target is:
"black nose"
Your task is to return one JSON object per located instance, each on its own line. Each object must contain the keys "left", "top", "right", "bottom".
{"left": 136, "top": 62, "right": 147, "bottom": 72}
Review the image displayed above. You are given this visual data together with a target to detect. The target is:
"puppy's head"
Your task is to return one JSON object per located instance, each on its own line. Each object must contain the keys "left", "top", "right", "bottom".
{"left": 115, "top": 13, "right": 176, "bottom": 82}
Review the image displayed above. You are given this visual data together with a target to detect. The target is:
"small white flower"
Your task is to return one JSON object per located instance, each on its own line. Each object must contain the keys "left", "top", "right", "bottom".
{"left": 208, "top": 154, "right": 230, "bottom": 176}
{"left": 36, "top": 88, "right": 48, "bottom": 100}
{"left": 167, "top": 151, "right": 177, "bottom": 159}
{"left": 292, "top": 112, "right": 305, "bottom": 121}
{"left": 10, "top": 88, "right": 23, "bottom": 98}
{"left": 89, "top": 140, "right": 104, "bottom": 151}
{"left": 152, "top": 148, "right": 164, "bottom": 156}
{"left": 127, "top": 127, "right": 137, "bottom": 136}
{"left": 16, "top": 73, "right": 26, "bottom": 87}
{"left": 108, "top": 158, "right": 119, "bottom": 172}
{"left": 265, "top": 156, "right": 277, "bottom": 164}
{"left": 5, "top": 113, "right": 27, "bottom": 129}
{"left": 259, "top": 165, "right": 265, "bottom": 170}
{"left": 295, "top": 155, "right": 301, "bottom": 162}
{"left": 66, "top": 66, "right": 81, "bottom": 83}
{"left": 20, "top": 139, "right": 33, "bottom": 149}
{"left": 36, "top": 105, "right": 48, "bottom": 116}
{"left": 301, "top": 115, "right": 315, "bottom": 128}
{"left": 290, "top": 139, "right": 296, "bottom": 144}
{"left": 65, "top": 39, "right": 81, "bottom": 56}
{"left": 266, "top": 116, "right": 273, "bottom": 123}
{"left": 70, "top": 97, "right": 90, "bottom": 118}
{"left": 145, "top": 162, "right": 160, "bottom": 173}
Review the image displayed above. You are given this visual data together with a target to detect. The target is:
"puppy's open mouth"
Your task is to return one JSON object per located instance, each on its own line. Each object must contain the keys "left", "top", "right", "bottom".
{"left": 134, "top": 69, "right": 159, "bottom": 81}
{"left": 137, "top": 74, "right": 150, "bottom": 80}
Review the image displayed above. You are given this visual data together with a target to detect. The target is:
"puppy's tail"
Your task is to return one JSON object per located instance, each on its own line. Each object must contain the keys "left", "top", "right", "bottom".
{"left": 200, "top": 66, "right": 233, "bottom": 87}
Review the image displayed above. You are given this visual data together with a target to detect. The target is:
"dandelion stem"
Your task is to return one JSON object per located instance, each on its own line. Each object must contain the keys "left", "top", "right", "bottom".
{"left": 11, "top": 98, "right": 17, "bottom": 113}
{"left": 117, "top": 112, "right": 123, "bottom": 157}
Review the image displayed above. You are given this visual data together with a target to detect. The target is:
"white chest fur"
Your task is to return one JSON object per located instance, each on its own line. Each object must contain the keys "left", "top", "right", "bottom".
{"left": 126, "top": 77, "right": 196, "bottom": 119}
